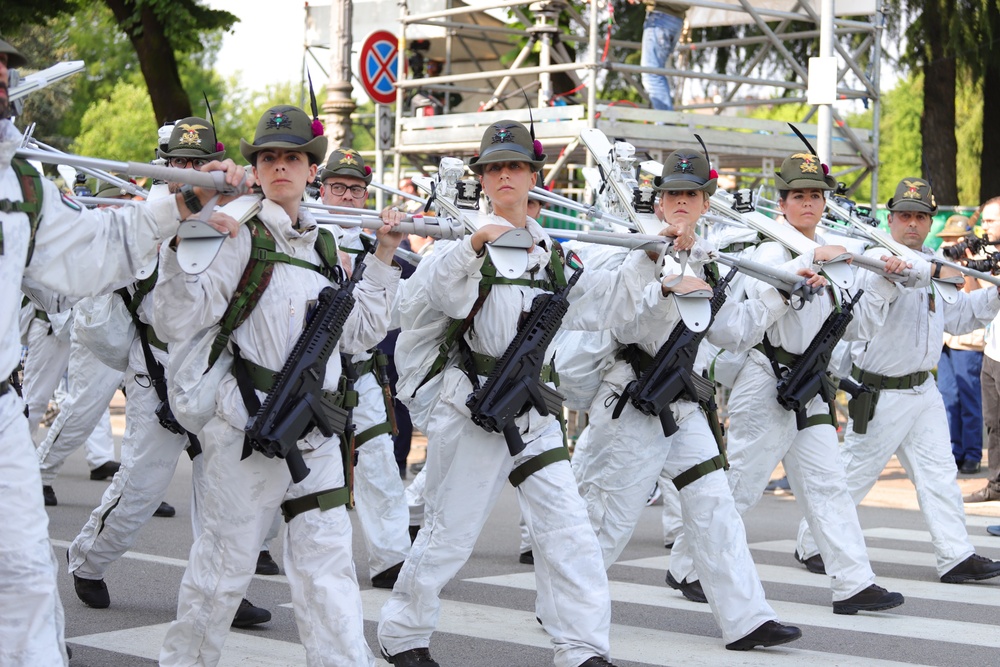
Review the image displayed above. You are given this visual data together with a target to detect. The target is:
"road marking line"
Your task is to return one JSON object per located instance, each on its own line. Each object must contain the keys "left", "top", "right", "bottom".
{"left": 862, "top": 526, "right": 1000, "bottom": 551}
{"left": 69, "top": 622, "right": 306, "bottom": 666}
{"left": 616, "top": 555, "right": 1000, "bottom": 606}
{"left": 467, "top": 572, "right": 1000, "bottom": 649}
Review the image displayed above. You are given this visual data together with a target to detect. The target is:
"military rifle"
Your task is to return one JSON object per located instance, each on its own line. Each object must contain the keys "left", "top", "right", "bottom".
{"left": 465, "top": 253, "right": 583, "bottom": 456}
{"left": 245, "top": 261, "right": 366, "bottom": 482}
{"left": 612, "top": 266, "right": 737, "bottom": 436}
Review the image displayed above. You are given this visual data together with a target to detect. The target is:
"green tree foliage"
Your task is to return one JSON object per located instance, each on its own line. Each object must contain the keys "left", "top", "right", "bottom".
{"left": 70, "top": 81, "right": 155, "bottom": 161}
{"left": 4, "top": 0, "right": 237, "bottom": 125}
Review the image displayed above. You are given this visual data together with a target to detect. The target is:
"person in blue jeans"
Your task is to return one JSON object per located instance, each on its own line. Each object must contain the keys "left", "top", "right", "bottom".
{"left": 937, "top": 218, "right": 986, "bottom": 474}
{"left": 636, "top": 1, "right": 687, "bottom": 111}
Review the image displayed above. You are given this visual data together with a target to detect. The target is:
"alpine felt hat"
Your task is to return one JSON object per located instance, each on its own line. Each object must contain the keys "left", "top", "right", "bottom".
{"left": 887, "top": 177, "right": 938, "bottom": 213}
{"left": 468, "top": 120, "right": 546, "bottom": 174}
{"left": 0, "top": 37, "right": 27, "bottom": 69}
{"left": 240, "top": 105, "right": 328, "bottom": 165}
{"left": 157, "top": 117, "right": 225, "bottom": 161}
{"left": 320, "top": 148, "right": 372, "bottom": 185}
{"left": 774, "top": 152, "right": 837, "bottom": 191}
{"left": 654, "top": 149, "right": 718, "bottom": 195}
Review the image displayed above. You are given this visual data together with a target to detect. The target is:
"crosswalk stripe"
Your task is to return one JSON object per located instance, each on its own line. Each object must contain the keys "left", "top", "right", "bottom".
{"left": 615, "top": 555, "right": 1000, "bottom": 607}
{"left": 751, "top": 539, "right": 942, "bottom": 569}
{"left": 466, "top": 572, "right": 1000, "bottom": 650}
{"left": 49, "top": 539, "right": 291, "bottom": 585}
{"left": 963, "top": 514, "right": 1000, "bottom": 528}
{"left": 358, "top": 589, "right": 929, "bottom": 667}
{"left": 69, "top": 622, "right": 307, "bottom": 666}
{"left": 862, "top": 526, "right": 1000, "bottom": 551}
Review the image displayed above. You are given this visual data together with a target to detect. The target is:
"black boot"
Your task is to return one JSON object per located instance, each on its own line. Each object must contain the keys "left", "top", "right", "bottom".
{"left": 72, "top": 573, "right": 110, "bottom": 608}
{"left": 832, "top": 584, "right": 904, "bottom": 615}
{"left": 43, "top": 485, "right": 57, "bottom": 507}
{"left": 383, "top": 647, "right": 440, "bottom": 666}
{"left": 153, "top": 501, "right": 175, "bottom": 518}
{"left": 89, "top": 460, "right": 121, "bottom": 480}
{"left": 666, "top": 571, "right": 707, "bottom": 603}
{"left": 725, "top": 620, "right": 802, "bottom": 651}
{"left": 372, "top": 562, "right": 404, "bottom": 589}
{"left": 231, "top": 598, "right": 271, "bottom": 628}
{"left": 256, "top": 550, "right": 279, "bottom": 575}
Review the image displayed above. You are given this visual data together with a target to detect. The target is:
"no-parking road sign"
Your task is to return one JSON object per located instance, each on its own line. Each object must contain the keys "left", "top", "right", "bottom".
{"left": 360, "top": 30, "right": 399, "bottom": 105}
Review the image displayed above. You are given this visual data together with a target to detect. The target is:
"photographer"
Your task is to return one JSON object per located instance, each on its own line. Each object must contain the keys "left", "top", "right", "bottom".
{"left": 937, "top": 216, "right": 987, "bottom": 475}
{"left": 967, "top": 197, "right": 1000, "bottom": 503}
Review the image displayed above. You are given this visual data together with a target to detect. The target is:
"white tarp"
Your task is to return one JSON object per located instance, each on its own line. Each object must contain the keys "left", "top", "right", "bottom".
{"left": 683, "top": 0, "right": 878, "bottom": 28}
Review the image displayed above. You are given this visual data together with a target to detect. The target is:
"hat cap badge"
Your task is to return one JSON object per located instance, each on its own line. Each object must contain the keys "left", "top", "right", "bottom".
{"left": 492, "top": 126, "right": 516, "bottom": 144}
{"left": 792, "top": 153, "right": 819, "bottom": 174}
{"left": 902, "top": 179, "right": 924, "bottom": 199}
{"left": 674, "top": 157, "right": 695, "bottom": 174}
{"left": 266, "top": 111, "right": 291, "bottom": 130}
{"left": 177, "top": 123, "right": 208, "bottom": 147}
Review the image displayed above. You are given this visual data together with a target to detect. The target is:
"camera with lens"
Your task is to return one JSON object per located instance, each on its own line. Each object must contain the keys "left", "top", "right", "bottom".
{"left": 962, "top": 253, "right": 1000, "bottom": 275}
{"left": 155, "top": 399, "right": 187, "bottom": 435}
{"left": 942, "top": 233, "right": 995, "bottom": 261}
{"left": 73, "top": 173, "right": 92, "bottom": 198}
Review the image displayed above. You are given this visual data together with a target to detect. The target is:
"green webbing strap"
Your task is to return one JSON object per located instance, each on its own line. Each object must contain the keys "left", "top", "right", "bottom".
{"left": 467, "top": 349, "right": 556, "bottom": 384}
{"left": 352, "top": 355, "right": 377, "bottom": 377}
{"left": 508, "top": 446, "right": 571, "bottom": 488}
{"left": 672, "top": 454, "right": 727, "bottom": 491}
{"left": 239, "top": 357, "right": 360, "bottom": 414}
{"left": 754, "top": 341, "right": 837, "bottom": 429}
{"left": 417, "top": 243, "right": 570, "bottom": 391}
{"left": 210, "top": 220, "right": 340, "bottom": 367}
{"left": 34, "top": 309, "right": 49, "bottom": 323}
{"left": 0, "top": 159, "right": 44, "bottom": 260}
{"left": 752, "top": 341, "right": 799, "bottom": 368}
{"left": 851, "top": 364, "right": 929, "bottom": 391}
{"left": 354, "top": 422, "right": 394, "bottom": 447}
{"left": 804, "top": 411, "right": 836, "bottom": 428}
{"left": 280, "top": 486, "right": 351, "bottom": 522}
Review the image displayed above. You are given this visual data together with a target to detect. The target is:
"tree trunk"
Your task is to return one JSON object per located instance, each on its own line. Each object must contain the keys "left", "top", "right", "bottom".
{"left": 981, "top": 1, "right": 1000, "bottom": 202}
{"left": 103, "top": 0, "right": 191, "bottom": 125}
{"left": 920, "top": 0, "right": 958, "bottom": 205}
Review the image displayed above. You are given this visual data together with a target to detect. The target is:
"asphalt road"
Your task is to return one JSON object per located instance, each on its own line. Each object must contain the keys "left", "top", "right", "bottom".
{"left": 41, "top": 424, "right": 1000, "bottom": 667}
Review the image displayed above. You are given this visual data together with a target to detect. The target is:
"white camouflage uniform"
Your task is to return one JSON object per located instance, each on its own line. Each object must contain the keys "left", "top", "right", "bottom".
{"left": 379, "top": 217, "right": 660, "bottom": 667}
{"left": 0, "top": 117, "right": 179, "bottom": 666}
{"left": 796, "top": 252, "right": 1000, "bottom": 576}
{"left": 154, "top": 198, "right": 398, "bottom": 667}
{"left": 670, "top": 239, "right": 900, "bottom": 602}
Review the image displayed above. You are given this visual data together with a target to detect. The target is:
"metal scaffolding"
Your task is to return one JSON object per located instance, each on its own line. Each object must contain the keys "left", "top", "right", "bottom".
{"left": 379, "top": 0, "right": 884, "bottom": 204}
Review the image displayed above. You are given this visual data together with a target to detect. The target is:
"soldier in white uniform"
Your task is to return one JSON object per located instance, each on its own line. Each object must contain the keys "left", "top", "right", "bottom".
{"left": 0, "top": 37, "right": 246, "bottom": 666}
{"left": 572, "top": 149, "right": 804, "bottom": 650}
{"left": 380, "top": 120, "right": 667, "bottom": 667}
{"left": 154, "top": 105, "right": 402, "bottom": 667}
{"left": 669, "top": 152, "right": 908, "bottom": 615}
{"left": 794, "top": 178, "right": 1000, "bottom": 584}
{"left": 67, "top": 120, "right": 271, "bottom": 627}
{"left": 319, "top": 148, "right": 411, "bottom": 588}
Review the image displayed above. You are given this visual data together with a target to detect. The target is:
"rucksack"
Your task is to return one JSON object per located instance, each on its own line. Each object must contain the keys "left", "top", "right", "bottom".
{"left": 0, "top": 158, "right": 44, "bottom": 265}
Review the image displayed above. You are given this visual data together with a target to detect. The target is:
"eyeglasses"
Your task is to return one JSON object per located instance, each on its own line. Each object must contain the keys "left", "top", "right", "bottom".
{"left": 325, "top": 182, "right": 367, "bottom": 198}
{"left": 169, "top": 157, "right": 209, "bottom": 169}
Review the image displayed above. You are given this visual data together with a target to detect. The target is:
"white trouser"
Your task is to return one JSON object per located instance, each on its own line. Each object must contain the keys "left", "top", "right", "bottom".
{"left": 37, "top": 329, "right": 121, "bottom": 483}
{"left": 379, "top": 392, "right": 611, "bottom": 667}
{"left": 659, "top": 472, "right": 683, "bottom": 546}
{"left": 190, "top": 451, "right": 280, "bottom": 551}
{"left": 352, "top": 371, "right": 411, "bottom": 578}
{"left": 405, "top": 464, "right": 426, "bottom": 527}
{"left": 0, "top": 390, "right": 69, "bottom": 666}
{"left": 160, "top": 416, "right": 374, "bottom": 667}
{"left": 573, "top": 369, "right": 776, "bottom": 643}
{"left": 22, "top": 317, "right": 70, "bottom": 442}
{"left": 796, "top": 378, "right": 974, "bottom": 576}
{"left": 674, "top": 353, "right": 876, "bottom": 601}
{"left": 68, "top": 364, "right": 189, "bottom": 580}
